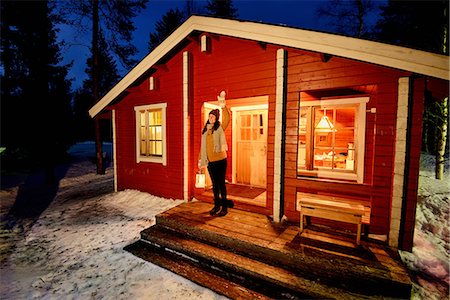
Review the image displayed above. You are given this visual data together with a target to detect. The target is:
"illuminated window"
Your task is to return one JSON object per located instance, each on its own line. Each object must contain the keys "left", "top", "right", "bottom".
{"left": 135, "top": 103, "right": 167, "bottom": 165}
{"left": 297, "top": 97, "right": 368, "bottom": 182}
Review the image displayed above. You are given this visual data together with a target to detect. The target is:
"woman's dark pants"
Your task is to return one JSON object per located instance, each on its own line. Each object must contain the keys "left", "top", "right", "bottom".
{"left": 207, "top": 159, "right": 227, "bottom": 208}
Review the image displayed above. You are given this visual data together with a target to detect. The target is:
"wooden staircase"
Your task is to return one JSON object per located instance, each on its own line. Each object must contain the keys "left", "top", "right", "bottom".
{"left": 125, "top": 202, "right": 411, "bottom": 299}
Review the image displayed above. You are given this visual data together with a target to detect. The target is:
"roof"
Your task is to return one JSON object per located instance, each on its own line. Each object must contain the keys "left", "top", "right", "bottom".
{"left": 89, "top": 15, "right": 450, "bottom": 117}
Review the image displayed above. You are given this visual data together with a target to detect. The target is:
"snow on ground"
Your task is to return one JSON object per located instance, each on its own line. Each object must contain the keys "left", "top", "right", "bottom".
{"left": 0, "top": 142, "right": 227, "bottom": 300}
{"left": 0, "top": 142, "right": 448, "bottom": 299}
{"left": 400, "top": 153, "right": 450, "bottom": 300}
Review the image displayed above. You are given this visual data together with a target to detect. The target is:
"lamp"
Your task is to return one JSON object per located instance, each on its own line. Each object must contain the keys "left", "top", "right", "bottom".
{"left": 195, "top": 169, "right": 206, "bottom": 188}
{"left": 315, "top": 109, "right": 336, "bottom": 132}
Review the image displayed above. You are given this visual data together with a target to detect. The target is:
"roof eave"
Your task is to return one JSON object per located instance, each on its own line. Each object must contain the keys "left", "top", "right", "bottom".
{"left": 89, "top": 16, "right": 450, "bottom": 118}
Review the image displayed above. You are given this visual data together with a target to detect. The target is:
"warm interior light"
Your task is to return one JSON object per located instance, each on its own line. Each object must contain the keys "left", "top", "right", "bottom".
{"left": 195, "top": 171, "right": 206, "bottom": 188}
{"left": 315, "top": 109, "right": 336, "bottom": 132}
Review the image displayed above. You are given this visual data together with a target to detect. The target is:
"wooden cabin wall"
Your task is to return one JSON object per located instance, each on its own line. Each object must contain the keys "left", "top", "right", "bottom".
{"left": 401, "top": 78, "right": 425, "bottom": 250}
{"left": 188, "top": 36, "right": 277, "bottom": 213}
{"left": 113, "top": 53, "right": 185, "bottom": 199}
{"left": 283, "top": 48, "right": 409, "bottom": 237}
{"left": 110, "top": 31, "right": 427, "bottom": 242}
{"left": 113, "top": 35, "right": 279, "bottom": 206}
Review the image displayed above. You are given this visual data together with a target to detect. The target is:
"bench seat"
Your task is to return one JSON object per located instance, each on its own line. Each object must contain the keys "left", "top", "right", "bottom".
{"left": 297, "top": 192, "right": 371, "bottom": 245}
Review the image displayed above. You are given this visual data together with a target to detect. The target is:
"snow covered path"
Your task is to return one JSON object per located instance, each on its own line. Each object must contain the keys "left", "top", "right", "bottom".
{"left": 0, "top": 142, "right": 448, "bottom": 299}
{"left": 0, "top": 143, "right": 227, "bottom": 299}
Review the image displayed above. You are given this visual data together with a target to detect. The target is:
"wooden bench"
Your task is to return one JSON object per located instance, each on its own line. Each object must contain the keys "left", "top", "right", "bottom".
{"left": 297, "top": 192, "right": 371, "bottom": 245}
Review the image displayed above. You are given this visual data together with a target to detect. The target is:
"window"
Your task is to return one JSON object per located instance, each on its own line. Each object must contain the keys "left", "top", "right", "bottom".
{"left": 135, "top": 103, "right": 167, "bottom": 165}
{"left": 297, "top": 97, "right": 368, "bottom": 182}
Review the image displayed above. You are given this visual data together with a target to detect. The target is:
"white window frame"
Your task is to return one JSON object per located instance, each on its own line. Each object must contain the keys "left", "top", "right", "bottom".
{"left": 298, "top": 97, "right": 368, "bottom": 183}
{"left": 134, "top": 103, "right": 167, "bottom": 165}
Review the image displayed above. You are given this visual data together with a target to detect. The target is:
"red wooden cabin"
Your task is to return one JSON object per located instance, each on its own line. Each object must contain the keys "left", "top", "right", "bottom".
{"left": 89, "top": 16, "right": 449, "bottom": 251}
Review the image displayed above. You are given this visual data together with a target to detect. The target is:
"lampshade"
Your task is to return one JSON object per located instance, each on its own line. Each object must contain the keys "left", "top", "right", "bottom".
{"left": 315, "top": 115, "right": 336, "bottom": 132}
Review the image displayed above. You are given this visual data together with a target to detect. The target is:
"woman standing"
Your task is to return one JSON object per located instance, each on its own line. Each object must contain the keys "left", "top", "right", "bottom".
{"left": 198, "top": 93, "right": 232, "bottom": 216}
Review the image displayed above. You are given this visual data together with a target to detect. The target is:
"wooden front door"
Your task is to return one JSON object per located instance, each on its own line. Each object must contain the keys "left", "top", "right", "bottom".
{"left": 235, "top": 109, "right": 267, "bottom": 187}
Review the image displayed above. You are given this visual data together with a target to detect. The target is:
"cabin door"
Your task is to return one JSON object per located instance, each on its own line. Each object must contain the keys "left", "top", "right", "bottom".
{"left": 234, "top": 109, "right": 267, "bottom": 187}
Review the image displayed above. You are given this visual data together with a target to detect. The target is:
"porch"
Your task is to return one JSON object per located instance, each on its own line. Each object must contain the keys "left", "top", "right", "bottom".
{"left": 197, "top": 183, "right": 267, "bottom": 208}
{"left": 125, "top": 201, "right": 411, "bottom": 299}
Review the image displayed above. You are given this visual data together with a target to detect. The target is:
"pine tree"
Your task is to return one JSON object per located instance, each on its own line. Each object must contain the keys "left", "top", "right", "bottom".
{"left": 376, "top": 0, "right": 448, "bottom": 54}
{"left": 316, "top": 0, "right": 376, "bottom": 37}
{"left": 376, "top": 0, "right": 449, "bottom": 179}
{"left": 1, "top": 1, "right": 73, "bottom": 174}
{"left": 74, "top": 30, "right": 120, "bottom": 142}
{"left": 205, "top": 0, "right": 238, "bottom": 18}
{"left": 148, "top": 8, "right": 186, "bottom": 51}
{"left": 58, "top": 0, "right": 148, "bottom": 174}
{"left": 147, "top": 0, "right": 238, "bottom": 52}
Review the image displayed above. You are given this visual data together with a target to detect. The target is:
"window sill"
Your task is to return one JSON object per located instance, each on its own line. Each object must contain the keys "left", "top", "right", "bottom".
{"left": 297, "top": 170, "right": 359, "bottom": 183}
{"left": 137, "top": 156, "right": 166, "bottom": 165}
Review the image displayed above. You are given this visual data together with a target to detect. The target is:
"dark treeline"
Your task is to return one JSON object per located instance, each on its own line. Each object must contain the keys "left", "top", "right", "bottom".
{"left": 1, "top": 1, "right": 73, "bottom": 173}
{"left": 1, "top": 0, "right": 448, "bottom": 175}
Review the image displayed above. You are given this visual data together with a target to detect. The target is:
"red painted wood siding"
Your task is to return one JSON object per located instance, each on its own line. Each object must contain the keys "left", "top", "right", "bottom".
{"left": 282, "top": 48, "right": 410, "bottom": 238}
{"left": 113, "top": 53, "right": 185, "bottom": 199}
{"left": 188, "top": 36, "right": 277, "bottom": 214}
{"left": 109, "top": 32, "right": 429, "bottom": 246}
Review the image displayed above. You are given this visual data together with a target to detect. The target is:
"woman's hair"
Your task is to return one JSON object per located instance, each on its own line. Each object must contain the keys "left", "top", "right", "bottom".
{"left": 202, "top": 109, "right": 221, "bottom": 134}
{"left": 202, "top": 119, "right": 220, "bottom": 134}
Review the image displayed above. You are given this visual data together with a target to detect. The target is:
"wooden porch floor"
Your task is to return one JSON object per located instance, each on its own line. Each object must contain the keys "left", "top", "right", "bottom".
{"left": 160, "top": 201, "right": 410, "bottom": 286}
{"left": 128, "top": 201, "right": 412, "bottom": 298}
{"left": 201, "top": 183, "right": 266, "bottom": 207}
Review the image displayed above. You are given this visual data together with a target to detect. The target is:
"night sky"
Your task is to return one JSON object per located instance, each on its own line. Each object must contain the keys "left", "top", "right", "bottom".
{"left": 60, "top": 0, "right": 384, "bottom": 89}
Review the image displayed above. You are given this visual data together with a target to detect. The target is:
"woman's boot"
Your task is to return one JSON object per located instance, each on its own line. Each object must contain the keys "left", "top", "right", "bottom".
{"left": 218, "top": 199, "right": 228, "bottom": 217}
{"left": 209, "top": 199, "right": 221, "bottom": 216}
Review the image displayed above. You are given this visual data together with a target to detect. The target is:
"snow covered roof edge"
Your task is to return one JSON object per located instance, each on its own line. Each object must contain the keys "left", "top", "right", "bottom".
{"left": 89, "top": 15, "right": 449, "bottom": 117}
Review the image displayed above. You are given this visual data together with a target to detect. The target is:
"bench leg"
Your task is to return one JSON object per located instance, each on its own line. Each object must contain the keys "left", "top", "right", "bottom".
{"left": 356, "top": 223, "right": 362, "bottom": 245}
{"left": 299, "top": 212, "right": 304, "bottom": 233}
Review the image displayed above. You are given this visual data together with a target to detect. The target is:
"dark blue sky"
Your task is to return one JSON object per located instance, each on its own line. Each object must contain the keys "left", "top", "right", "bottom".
{"left": 61, "top": 0, "right": 383, "bottom": 90}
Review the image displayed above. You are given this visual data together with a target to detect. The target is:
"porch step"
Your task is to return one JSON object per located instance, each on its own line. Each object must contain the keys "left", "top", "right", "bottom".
{"left": 124, "top": 239, "right": 271, "bottom": 300}
{"left": 133, "top": 225, "right": 363, "bottom": 299}
{"left": 126, "top": 202, "right": 411, "bottom": 299}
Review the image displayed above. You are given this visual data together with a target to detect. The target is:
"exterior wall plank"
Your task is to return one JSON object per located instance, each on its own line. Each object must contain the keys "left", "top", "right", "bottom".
{"left": 110, "top": 32, "right": 434, "bottom": 249}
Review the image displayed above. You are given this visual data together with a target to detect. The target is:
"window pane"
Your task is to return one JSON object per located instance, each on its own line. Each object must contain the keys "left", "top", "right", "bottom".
{"left": 297, "top": 107, "right": 308, "bottom": 171}
{"left": 240, "top": 115, "right": 247, "bottom": 127}
{"left": 137, "top": 105, "right": 165, "bottom": 161}
{"left": 155, "top": 126, "right": 162, "bottom": 140}
{"left": 155, "top": 141, "right": 162, "bottom": 155}
{"left": 252, "top": 128, "right": 258, "bottom": 141}
{"left": 335, "top": 108, "right": 355, "bottom": 130}
{"left": 298, "top": 145, "right": 306, "bottom": 168}
{"left": 149, "top": 126, "right": 155, "bottom": 140}
{"left": 297, "top": 100, "right": 361, "bottom": 177}
{"left": 314, "top": 148, "right": 333, "bottom": 169}
{"left": 140, "top": 127, "right": 146, "bottom": 140}
{"left": 156, "top": 110, "right": 162, "bottom": 125}
{"left": 335, "top": 129, "right": 354, "bottom": 150}
{"left": 299, "top": 108, "right": 307, "bottom": 132}
{"left": 149, "top": 110, "right": 162, "bottom": 126}
{"left": 140, "top": 112, "right": 145, "bottom": 125}
{"left": 252, "top": 114, "right": 258, "bottom": 126}
{"left": 149, "top": 141, "right": 155, "bottom": 155}
{"left": 314, "top": 132, "right": 332, "bottom": 148}
{"left": 149, "top": 111, "right": 155, "bottom": 125}
{"left": 140, "top": 141, "right": 146, "bottom": 155}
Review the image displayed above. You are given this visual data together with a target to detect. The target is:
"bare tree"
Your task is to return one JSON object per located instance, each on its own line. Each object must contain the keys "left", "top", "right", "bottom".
{"left": 316, "top": 0, "right": 376, "bottom": 37}
{"left": 58, "top": 0, "right": 147, "bottom": 174}
{"left": 377, "top": 0, "right": 449, "bottom": 179}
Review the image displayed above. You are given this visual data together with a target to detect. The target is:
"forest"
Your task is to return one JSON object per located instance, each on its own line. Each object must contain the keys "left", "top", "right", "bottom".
{"left": 1, "top": 0, "right": 448, "bottom": 178}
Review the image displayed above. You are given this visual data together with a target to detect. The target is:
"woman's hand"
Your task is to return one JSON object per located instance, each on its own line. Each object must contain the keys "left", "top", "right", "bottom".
{"left": 218, "top": 90, "right": 226, "bottom": 108}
